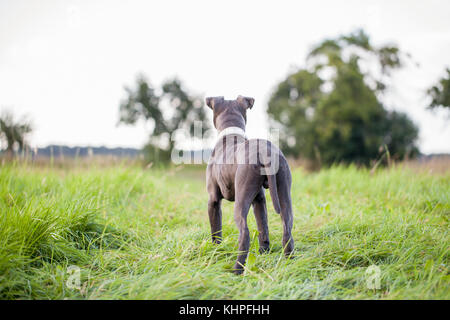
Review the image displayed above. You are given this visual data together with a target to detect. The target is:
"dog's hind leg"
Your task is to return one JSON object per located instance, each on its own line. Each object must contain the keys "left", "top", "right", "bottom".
{"left": 233, "top": 168, "right": 262, "bottom": 274}
{"left": 252, "top": 188, "right": 270, "bottom": 254}
{"left": 277, "top": 162, "right": 295, "bottom": 256}
{"left": 233, "top": 196, "right": 252, "bottom": 275}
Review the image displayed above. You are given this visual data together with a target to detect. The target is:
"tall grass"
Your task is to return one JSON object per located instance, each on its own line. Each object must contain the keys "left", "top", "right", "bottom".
{"left": 0, "top": 162, "right": 448, "bottom": 299}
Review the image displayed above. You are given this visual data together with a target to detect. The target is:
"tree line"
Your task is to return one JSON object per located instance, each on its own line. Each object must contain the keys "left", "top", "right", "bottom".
{"left": 1, "top": 29, "right": 449, "bottom": 165}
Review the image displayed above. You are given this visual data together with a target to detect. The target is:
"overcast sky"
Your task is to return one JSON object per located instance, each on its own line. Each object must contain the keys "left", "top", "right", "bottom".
{"left": 0, "top": 0, "right": 449, "bottom": 153}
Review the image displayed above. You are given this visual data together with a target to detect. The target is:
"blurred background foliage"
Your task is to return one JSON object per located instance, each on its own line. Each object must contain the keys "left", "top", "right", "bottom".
{"left": 118, "top": 75, "right": 211, "bottom": 164}
{"left": 427, "top": 68, "right": 450, "bottom": 112}
{"left": 0, "top": 110, "right": 32, "bottom": 158}
{"left": 267, "top": 29, "right": 419, "bottom": 166}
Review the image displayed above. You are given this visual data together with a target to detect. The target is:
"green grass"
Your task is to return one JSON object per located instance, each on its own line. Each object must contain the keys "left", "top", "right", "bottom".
{"left": 0, "top": 163, "right": 449, "bottom": 299}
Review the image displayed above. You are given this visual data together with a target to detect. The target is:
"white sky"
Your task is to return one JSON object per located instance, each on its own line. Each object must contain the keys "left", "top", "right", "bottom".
{"left": 0, "top": 0, "right": 449, "bottom": 153}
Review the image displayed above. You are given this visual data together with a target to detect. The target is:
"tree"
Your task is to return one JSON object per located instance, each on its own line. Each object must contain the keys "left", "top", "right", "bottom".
{"left": 118, "top": 75, "right": 210, "bottom": 163}
{"left": 0, "top": 110, "right": 33, "bottom": 158}
{"left": 267, "top": 29, "right": 418, "bottom": 166}
{"left": 427, "top": 68, "right": 450, "bottom": 111}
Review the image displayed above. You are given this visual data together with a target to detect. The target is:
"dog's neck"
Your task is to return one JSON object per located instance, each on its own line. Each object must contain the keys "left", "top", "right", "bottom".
{"left": 217, "top": 126, "right": 247, "bottom": 141}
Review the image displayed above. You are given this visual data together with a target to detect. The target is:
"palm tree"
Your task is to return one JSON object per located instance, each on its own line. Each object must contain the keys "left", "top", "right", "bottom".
{"left": 0, "top": 110, "right": 33, "bottom": 158}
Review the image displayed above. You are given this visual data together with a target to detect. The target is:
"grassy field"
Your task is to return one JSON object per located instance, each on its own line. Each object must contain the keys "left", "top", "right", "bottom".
{"left": 0, "top": 162, "right": 449, "bottom": 299}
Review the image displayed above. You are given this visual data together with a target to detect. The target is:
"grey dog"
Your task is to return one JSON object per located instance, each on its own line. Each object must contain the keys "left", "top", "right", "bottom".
{"left": 205, "top": 95, "right": 294, "bottom": 274}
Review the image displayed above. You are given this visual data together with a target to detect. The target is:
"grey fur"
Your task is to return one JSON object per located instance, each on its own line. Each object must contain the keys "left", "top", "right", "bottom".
{"left": 206, "top": 96, "right": 294, "bottom": 275}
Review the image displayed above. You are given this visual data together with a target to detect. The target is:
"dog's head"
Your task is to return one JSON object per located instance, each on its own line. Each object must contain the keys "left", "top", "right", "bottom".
{"left": 205, "top": 95, "right": 254, "bottom": 132}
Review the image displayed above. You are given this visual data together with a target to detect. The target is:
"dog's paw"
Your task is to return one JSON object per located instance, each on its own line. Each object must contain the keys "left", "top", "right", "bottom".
{"left": 232, "top": 263, "right": 245, "bottom": 275}
{"left": 283, "top": 240, "right": 295, "bottom": 258}
{"left": 211, "top": 236, "right": 222, "bottom": 244}
{"left": 284, "top": 249, "right": 295, "bottom": 259}
{"left": 259, "top": 246, "right": 270, "bottom": 254}
{"left": 232, "top": 269, "right": 244, "bottom": 275}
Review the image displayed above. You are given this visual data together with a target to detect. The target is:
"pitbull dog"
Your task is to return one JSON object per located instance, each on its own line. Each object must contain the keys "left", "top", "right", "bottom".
{"left": 205, "top": 95, "right": 294, "bottom": 274}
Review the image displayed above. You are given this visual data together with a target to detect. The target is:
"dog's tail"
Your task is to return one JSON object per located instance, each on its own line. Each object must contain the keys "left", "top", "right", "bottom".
{"left": 267, "top": 173, "right": 281, "bottom": 214}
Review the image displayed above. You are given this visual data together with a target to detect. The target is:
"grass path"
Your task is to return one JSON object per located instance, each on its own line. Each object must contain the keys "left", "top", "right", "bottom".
{"left": 0, "top": 164, "right": 448, "bottom": 299}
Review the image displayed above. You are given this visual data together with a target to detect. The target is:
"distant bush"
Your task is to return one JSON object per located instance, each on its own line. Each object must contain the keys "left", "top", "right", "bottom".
{"left": 268, "top": 29, "right": 418, "bottom": 166}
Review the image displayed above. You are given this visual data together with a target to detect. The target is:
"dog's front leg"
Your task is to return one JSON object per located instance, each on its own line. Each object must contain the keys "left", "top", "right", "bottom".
{"left": 208, "top": 196, "right": 222, "bottom": 244}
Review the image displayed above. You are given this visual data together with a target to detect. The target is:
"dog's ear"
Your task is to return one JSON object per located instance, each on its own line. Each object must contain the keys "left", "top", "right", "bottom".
{"left": 205, "top": 96, "right": 224, "bottom": 110}
{"left": 237, "top": 95, "right": 255, "bottom": 109}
